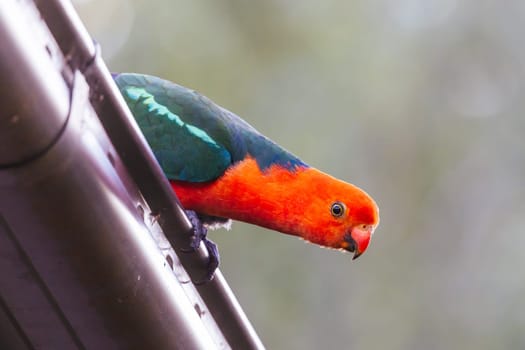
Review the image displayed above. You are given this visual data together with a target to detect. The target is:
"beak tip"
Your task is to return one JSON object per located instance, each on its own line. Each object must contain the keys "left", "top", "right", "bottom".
{"left": 348, "top": 224, "right": 373, "bottom": 260}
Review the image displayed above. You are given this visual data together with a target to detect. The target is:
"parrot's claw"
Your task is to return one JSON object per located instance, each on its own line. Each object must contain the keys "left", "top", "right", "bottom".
{"left": 203, "top": 239, "right": 220, "bottom": 282}
{"left": 184, "top": 210, "right": 207, "bottom": 250}
{"left": 183, "top": 210, "right": 220, "bottom": 283}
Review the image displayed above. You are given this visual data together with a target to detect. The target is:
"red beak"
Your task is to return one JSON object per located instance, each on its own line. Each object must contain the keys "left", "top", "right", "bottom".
{"left": 349, "top": 225, "right": 373, "bottom": 260}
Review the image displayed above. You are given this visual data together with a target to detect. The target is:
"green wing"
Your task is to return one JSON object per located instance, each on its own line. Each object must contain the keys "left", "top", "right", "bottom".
{"left": 114, "top": 73, "right": 232, "bottom": 182}
{"left": 114, "top": 73, "right": 308, "bottom": 182}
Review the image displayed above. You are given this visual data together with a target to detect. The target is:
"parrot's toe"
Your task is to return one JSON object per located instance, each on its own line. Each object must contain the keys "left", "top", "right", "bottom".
{"left": 183, "top": 210, "right": 220, "bottom": 283}
{"left": 200, "top": 238, "right": 220, "bottom": 283}
{"left": 183, "top": 210, "right": 206, "bottom": 250}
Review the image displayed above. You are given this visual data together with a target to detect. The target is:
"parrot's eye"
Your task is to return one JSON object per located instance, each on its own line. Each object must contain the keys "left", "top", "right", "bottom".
{"left": 330, "top": 202, "right": 345, "bottom": 218}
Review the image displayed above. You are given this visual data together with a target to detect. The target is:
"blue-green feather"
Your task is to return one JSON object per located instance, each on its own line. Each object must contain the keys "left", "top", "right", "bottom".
{"left": 113, "top": 73, "right": 308, "bottom": 182}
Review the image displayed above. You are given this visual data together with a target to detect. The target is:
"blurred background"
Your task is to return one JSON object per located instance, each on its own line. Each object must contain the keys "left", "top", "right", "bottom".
{"left": 74, "top": 0, "right": 525, "bottom": 348}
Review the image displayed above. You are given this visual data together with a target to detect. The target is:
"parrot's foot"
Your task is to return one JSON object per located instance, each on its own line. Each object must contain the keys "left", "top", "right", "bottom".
{"left": 183, "top": 210, "right": 220, "bottom": 283}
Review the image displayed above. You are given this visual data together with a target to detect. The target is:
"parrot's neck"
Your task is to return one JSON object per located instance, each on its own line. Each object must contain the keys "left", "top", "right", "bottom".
{"left": 170, "top": 157, "right": 318, "bottom": 241}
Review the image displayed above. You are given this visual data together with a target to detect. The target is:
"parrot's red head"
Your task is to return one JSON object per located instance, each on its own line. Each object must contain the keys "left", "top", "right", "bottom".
{"left": 322, "top": 197, "right": 378, "bottom": 259}
{"left": 171, "top": 158, "right": 379, "bottom": 259}
{"left": 290, "top": 168, "right": 379, "bottom": 259}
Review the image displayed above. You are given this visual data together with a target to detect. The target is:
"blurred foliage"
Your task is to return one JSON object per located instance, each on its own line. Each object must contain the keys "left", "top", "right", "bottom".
{"left": 75, "top": 0, "right": 525, "bottom": 348}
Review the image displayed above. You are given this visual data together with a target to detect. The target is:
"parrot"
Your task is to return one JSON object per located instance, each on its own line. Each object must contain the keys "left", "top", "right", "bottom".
{"left": 112, "top": 73, "right": 379, "bottom": 281}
